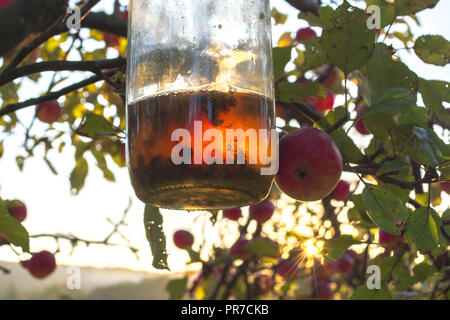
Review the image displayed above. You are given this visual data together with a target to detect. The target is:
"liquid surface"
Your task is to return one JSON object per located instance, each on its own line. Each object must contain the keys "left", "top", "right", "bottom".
{"left": 127, "top": 85, "right": 275, "bottom": 210}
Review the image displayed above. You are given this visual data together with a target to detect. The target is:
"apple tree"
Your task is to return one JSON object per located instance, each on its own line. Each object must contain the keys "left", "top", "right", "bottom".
{"left": 0, "top": 0, "right": 449, "bottom": 300}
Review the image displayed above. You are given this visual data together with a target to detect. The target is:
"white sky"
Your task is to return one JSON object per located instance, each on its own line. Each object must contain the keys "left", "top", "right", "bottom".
{"left": 0, "top": 0, "right": 449, "bottom": 273}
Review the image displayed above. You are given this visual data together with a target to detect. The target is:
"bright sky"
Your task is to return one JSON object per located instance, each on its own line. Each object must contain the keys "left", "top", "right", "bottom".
{"left": 0, "top": 0, "right": 449, "bottom": 273}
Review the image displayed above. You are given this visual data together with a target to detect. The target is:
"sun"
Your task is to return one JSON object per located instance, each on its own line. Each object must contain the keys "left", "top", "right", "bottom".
{"left": 301, "top": 239, "right": 324, "bottom": 263}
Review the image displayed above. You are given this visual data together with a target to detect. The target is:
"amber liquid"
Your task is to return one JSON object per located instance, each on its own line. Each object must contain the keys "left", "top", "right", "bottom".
{"left": 127, "top": 85, "right": 275, "bottom": 210}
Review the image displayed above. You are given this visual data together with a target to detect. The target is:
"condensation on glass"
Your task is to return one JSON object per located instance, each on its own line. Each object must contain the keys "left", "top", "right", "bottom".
{"left": 126, "top": 0, "right": 276, "bottom": 210}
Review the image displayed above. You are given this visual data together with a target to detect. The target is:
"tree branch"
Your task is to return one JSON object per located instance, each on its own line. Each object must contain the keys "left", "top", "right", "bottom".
{"left": 0, "top": 57, "right": 125, "bottom": 86}
{"left": 0, "top": 69, "right": 118, "bottom": 117}
{"left": 344, "top": 164, "right": 434, "bottom": 190}
{"left": 3, "top": 0, "right": 102, "bottom": 71}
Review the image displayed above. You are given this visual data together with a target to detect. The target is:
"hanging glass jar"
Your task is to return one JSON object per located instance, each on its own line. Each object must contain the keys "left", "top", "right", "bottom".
{"left": 126, "top": 0, "right": 277, "bottom": 210}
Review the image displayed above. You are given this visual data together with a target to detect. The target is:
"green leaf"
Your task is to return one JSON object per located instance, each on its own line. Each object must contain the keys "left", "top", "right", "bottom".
{"left": 356, "top": 44, "right": 419, "bottom": 104}
{"left": 316, "top": 107, "right": 364, "bottom": 163}
{"left": 16, "top": 156, "right": 24, "bottom": 171}
{"left": 405, "top": 207, "right": 444, "bottom": 253}
{"left": 244, "top": 238, "right": 279, "bottom": 258}
{"left": 376, "top": 159, "right": 409, "bottom": 178}
{"left": 348, "top": 194, "right": 377, "bottom": 228}
{"left": 166, "top": 277, "right": 188, "bottom": 300}
{"left": 43, "top": 157, "right": 58, "bottom": 175}
{"left": 351, "top": 284, "right": 392, "bottom": 300}
{"left": 320, "top": 1, "right": 376, "bottom": 74}
{"left": 395, "top": 0, "right": 439, "bottom": 16}
{"left": 144, "top": 205, "right": 169, "bottom": 270}
{"left": 276, "top": 81, "right": 326, "bottom": 103}
{"left": 322, "top": 235, "right": 360, "bottom": 263}
{"left": 208, "top": 210, "right": 219, "bottom": 225}
{"left": 273, "top": 46, "right": 292, "bottom": 81}
{"left": 271, "top": 8, "right": 287, "bottom": 25}
{"left": 362, "top": 184, "right": 409, "bottom": 235}
{"left": 413, "top": 263, "right": 437, "bottom": 282}
{"left": 295, "top": 38, "right": 328, "bottom": 72}
{"left": 0, "top": 142, "right": 3, "bottom": 159}
{"left": 91, "top": 148, "right": 115, "bottom": 182}
{"left": 419, "top": 79, "right": 450, "bottom": 127}
{"left": 370, "top": 88, "right": 417, "bottom": 112}
{"left": 414, "top": 35, "right": 450, "bottom": 66}
{"left": 70, "top": 157, "right": 89, "bottom": 194}
{"left": 405, "top": 127, "right": 450, "bottom": 167}
{"left": 396, "top": 106, "right": 429, "bottom": 127}
{"left": 76, "top": 113, "right": 119, "bottom": 139}
{"left": 366, "top": 0, "right": 396, "bottom": 27}
{"left": 298, "top": 6, "right": 334, "bottom": 28}
{"left": 0, "top": 201, "right": 29, "bottom": 252}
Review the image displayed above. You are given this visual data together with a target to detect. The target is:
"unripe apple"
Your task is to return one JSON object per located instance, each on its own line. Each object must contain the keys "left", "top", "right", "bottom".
{"left": 229, "top": 238, "right": 251, "bottom": 260}
{"left": 249, "top": 199, "right": 275, "bottom": 224}
{"left": 275, "top": 128, "right": 343, "bottom": 201}
{"left": 296, "top": 27, "right": 316, "bottom": 42}
{"left": 354, "top": 104, "right": 370, "bottom": 135}
{"left": 6, "top": 199, "right": 27, "bottom": 222}
{"left": 440, "top": 181, "right": 450, "bottom": 194}
{"left": 276, "top": 260, "right": 297, "bottom": 279}
{"left": 173, "top": 230, "right": 194, "bottom": 249}
{"left": 27, "top": 251, "right": 56, "bottom": 279}
{"left": 223, "top": 208, "right": 242, "bottom": 221}
{"left": 378, "top": 229, "right": 402, "bottom": 246}
{"left": 309, "top": 92, "right": 335, "bottom": 113}
{"left": 317, "top": 279, "right": 332, "bottom": 300}
{"left": 331, "top": 180, "right": 350, "bottom": 201}
{"left": 36, "top": 101, "right": 62, "bottom": 124}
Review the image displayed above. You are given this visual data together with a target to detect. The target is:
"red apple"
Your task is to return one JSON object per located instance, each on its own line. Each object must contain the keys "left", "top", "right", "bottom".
{"left": 322, "top": 67, "right": 338, "bottom": 88}
{"left": 0, "top": 0, "right": 13, "bottom": 7}
{"left": 319, "top": 262, "right": 337, "bottom": 277}
{"left": 0, "top": 234, "right": 6, "bottom": 243}
{"left": 275, "top": 128, "right": 343, "bottom": 201}
{"left": 20, "top": 260, "right": 29, "bottom": 269}
{"left": 36, "top": 101, "right": 62, "bottom": 124}
{"left": 296, "top": 27, "right": 316, "bottom": 42}
{"left": 354, "top": 104, "right": 370, "bottom": 135}
{"left": 317, "top": 279, "right": 332, "bottom": 300}
{"left": 120, "top": 10, "right": 128, "bottom": 20}
{"left": 173, "top": 230, "right": 194, "bottom": 249}
{"left": 276, "top": 104, "right": 285, "bottom": 119}
{"left": 378, "top": 229, "right": 402, "bottom": 246}
{"left": 6, "top": 199, "right": 27, "bottom": 222}
{"left": 309, "top": 92, "right": 335, "bottom": 113}
{"left": 335, "top": 251, "right": 354, "bottom": 273}
{"left": 254, "top": 273, "right": 273, "bottom": 295}
{"left": 27, "top": 251, "right": 56, "bottom": 279}
{"left": 103, "top": 11, "right": 127, "bottom": 47}
{"left": 229, "top": 238, "right": 251, "bottom": 260}
{"left": 331, "top": 180, "right": 351, "bottom": 201}
{"left": 249, "top": 199, "right": 275, "bottom": 224}
{"left": 440, "top": 181, "right": 450, "bottom": 194}
{"left": 276, "top": 260, "right": 297, "bottom": 279}
{"left": 223, "top": 208, "right": 242, "bottom": 221}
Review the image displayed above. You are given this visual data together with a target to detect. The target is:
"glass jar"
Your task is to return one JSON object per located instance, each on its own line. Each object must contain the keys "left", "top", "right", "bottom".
{"left": 126, "top": 0, "right": 276, "bottom": 210}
